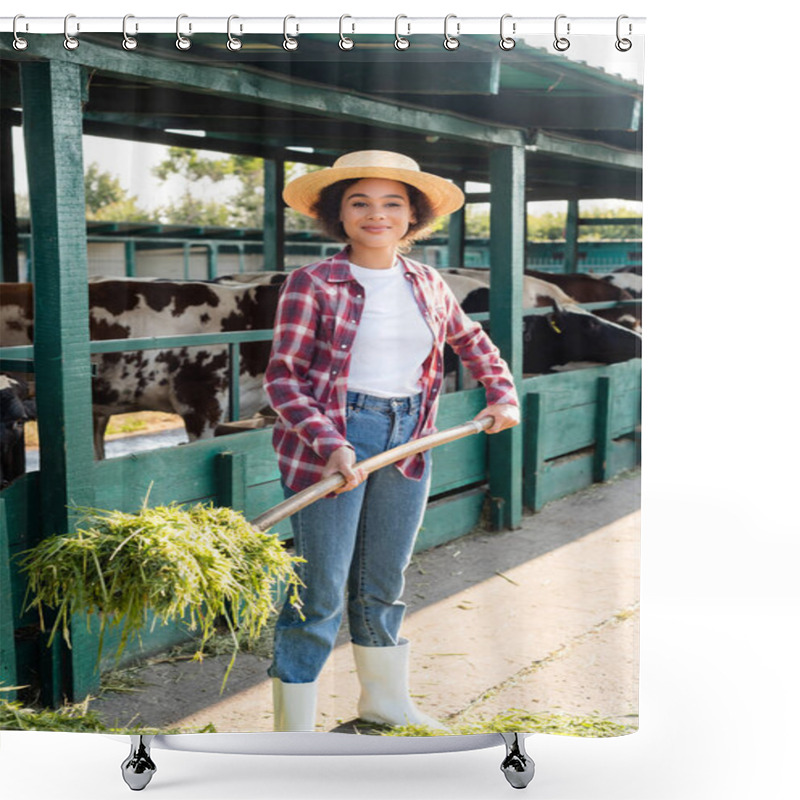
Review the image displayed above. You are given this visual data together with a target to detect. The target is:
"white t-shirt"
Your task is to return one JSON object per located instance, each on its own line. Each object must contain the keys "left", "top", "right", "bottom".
{"left": 346, "top": 262, "right": 434, "bottom": 398}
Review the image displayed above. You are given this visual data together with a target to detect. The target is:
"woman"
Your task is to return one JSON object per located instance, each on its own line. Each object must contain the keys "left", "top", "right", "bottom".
{"left": 265, "top": 150, "right": 519, "bottom": 732}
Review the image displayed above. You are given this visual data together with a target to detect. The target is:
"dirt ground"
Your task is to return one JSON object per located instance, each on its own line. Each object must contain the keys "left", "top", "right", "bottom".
{"left": 87, "top": 472, "right": 640, "bottom": 735}
{"left": 25, "top": 411, "right": 184, "bottom": 449}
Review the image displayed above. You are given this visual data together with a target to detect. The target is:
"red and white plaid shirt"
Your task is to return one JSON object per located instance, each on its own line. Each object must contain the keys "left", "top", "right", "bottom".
{"left": 264, "top": 247, "right": 518, "bottom": 491}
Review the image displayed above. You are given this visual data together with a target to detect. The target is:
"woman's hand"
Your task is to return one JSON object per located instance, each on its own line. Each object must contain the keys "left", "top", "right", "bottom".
{"left": 322, "top": 445, "right": 367, "bottom": 493}
{"left": 474, "top": 403, "right": 521, "bottom": 434}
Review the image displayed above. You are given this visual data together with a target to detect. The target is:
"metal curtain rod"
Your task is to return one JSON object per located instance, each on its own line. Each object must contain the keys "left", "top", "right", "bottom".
{"left": 1, "top": 15, "right": 645, "bottom": 37}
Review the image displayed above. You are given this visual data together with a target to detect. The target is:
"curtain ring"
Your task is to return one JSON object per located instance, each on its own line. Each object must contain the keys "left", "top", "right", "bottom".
{"left": 12, "top": 15, "right": 28, "bottom": 51}
{"left": 615, "top": 15, "right": 632, "bottom": 52}
{"left": 283, "top": 15, "right": 298, "bottom": 51}
{"left": 499, "top": 14, "right": 515, "bottom": 50}
{"left": 283, "top": 16, "right": 299, "bottom": 51}
{"left": 443, "top": 14, "right": 460, "bottom": 51}
{"left": 553, "top": 14, "right": 570, "bottom": 51}
{"left": 63, "top": 14, "right": 79, "bottom": 50}
{"left": 339, "top": 15, "right": 354, "bottom": 50}
{"left": 176, "top": 14, "right": 192, "bottom": 50}
{"left": 394, "top": 15, "right": 410, "bottom": 50}
{"left": 122, "top": 14, "right": 138, "bottom": 51}
{"left": 227, "top": 15, "right": 242, "bottom": 51}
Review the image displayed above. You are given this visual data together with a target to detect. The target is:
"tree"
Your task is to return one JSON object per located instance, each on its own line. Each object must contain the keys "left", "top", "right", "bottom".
{"left": 578, "top": 207, "right": 642, "bottom": 240}
{"left": 84, "top": 162, "right": 150, "bottom": 221}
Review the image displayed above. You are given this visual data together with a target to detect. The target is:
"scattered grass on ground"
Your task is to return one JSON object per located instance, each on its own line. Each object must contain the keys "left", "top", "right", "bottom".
{"left": 0, "top": 685, "right": 215, "bottom": 734}
{"left": 383, "top": 709, "right": 635, "bottom": 738}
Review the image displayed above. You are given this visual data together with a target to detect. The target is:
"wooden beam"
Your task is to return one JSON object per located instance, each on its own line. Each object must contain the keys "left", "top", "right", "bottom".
{"left": 564, "top": 199, "right": 579, "bottom": 273}
{"left": 447, "top": 180, "right": 466, "bottom": 268}
{"left": 20, "top": 59, "right": 96, "bottom": 704}
{"left": 263, "top": 158, "right": 284, "bottom": 271}
{"left": 487, "top": 146, "right": 525, "bottom": 530}
{"left": 529, "top": 131, "right": 643, "bottom": 171}
{"left": 0, "top": 38, "right": 526, "bottom": 148}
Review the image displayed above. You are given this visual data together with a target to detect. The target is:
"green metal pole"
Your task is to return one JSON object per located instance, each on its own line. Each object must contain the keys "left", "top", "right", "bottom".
{"left": 488, "top": 146, "right": 525, "bottom": 530}
{"left": 208, "top": 242, "right": 218, "bottom": 280}
{"left": 564, "top": 198, "right": 579, "bottom": 273}
{"left": 447, "top": 180, "right": 466, "bottom": 268}
{"left": 263, "top": 159, "right": 285, "bottom": 271}
{"left": 124, "top": 239, "right": 136, "bottom": 277}
{"left": 20, "top": 60, "right": 96, "bottom": 704}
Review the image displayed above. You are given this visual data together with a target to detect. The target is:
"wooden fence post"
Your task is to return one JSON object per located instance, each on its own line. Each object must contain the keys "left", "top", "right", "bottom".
{"left": 594, "top": 375, "right": 614, "bottom": 482}
{"left": 523, "top": 392, "right": 548, "bottom": 512}
{"left": 216, "top": 452, "right": 247, "bottom": 513}
{"left": 447, "top": 179, "right": 466, "bottom": 268}
{"left": 0, "top": 500, "right": 18, "bottom": 697}
{"left": 488, "top": 145, "right": 525, "bottom": 529}
{"left": 263, "top": 158, "right": 285, "bottom": 271}
{"left": 20, "top": 59, "right": 96, "bottom": 704}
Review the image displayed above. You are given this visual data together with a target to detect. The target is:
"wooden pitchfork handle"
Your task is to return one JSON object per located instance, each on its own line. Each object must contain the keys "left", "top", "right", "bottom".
{"left": 251, "top": 415, "right": 493, "bottom": 531}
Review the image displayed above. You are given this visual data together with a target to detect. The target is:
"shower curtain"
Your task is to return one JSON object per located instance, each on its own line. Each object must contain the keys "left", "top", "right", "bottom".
{"left": 0, "top": 13, "right": 643, "bottom": 756}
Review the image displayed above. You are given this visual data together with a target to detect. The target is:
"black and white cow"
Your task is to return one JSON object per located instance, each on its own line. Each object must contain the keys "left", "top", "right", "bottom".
{"left": 1, "top": 280, "right": 282, "bottom": 459}
{"left": 0, "top": 375, "right": 36, "bottom": 489}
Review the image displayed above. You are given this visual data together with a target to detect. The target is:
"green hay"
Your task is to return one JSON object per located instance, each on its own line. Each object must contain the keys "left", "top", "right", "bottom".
{"left": 19, "top": 502, "right": 304, "bottom": 692}
{"left": 383, "top": 709, "right": 635, "bottom": 738}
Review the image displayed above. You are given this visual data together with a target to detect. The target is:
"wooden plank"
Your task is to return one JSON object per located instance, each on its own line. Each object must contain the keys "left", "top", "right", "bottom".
{"left": 487, "top": 145, "right": 525, "bottom": 530}
{"left": 415, "top": 488, "right": 486, "bottom": 553}
{"left": 20, "top": 59, "right": 96, "bottom": 704}
{"left": 540, "top": 451, "right": 595, "bottom": 506}
{"left": 93, "top": 428, "right": 278, "bottom": 512}
{"left": 0, "top": 499, "right": 18, "bottom": 696}
{"left": 541, "top": 404, "right": 598, "bottom": 459}
{"left": 608, "top": 437, "right": 639, "bottom": 478}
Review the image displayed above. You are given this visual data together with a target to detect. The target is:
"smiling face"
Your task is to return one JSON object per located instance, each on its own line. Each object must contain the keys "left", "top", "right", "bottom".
{"left": 339, "top": 178, "right": 417, "bottom": 259}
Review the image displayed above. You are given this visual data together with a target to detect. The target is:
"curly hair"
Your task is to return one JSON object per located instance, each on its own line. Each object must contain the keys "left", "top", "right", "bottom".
{"left": 310, "top": 179, "right": 437, "bottom": 249}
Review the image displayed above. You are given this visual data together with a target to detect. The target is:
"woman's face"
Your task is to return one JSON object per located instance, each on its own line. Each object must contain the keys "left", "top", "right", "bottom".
{"left": 339, "top": 178, "right": 416, "bottom": 252}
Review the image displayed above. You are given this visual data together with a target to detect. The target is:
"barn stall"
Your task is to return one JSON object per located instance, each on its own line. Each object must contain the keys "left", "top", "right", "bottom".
{"left": 0, "top": 32, "right": 642, "bottom": 705}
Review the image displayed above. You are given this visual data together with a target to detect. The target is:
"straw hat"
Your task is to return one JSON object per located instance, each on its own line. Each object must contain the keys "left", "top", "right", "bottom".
{"left": 283, "top": 151, "right": 465, "bottom": 219}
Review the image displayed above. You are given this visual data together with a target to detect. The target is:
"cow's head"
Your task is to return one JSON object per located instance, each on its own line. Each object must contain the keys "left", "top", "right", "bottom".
{"left": 524, "top": 301, "right": 642, "bottom": 372}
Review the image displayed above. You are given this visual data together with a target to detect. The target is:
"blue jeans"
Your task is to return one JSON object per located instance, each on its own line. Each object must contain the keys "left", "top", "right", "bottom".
{"left": 269, "top": 391, "right": 432, "bottom": 684}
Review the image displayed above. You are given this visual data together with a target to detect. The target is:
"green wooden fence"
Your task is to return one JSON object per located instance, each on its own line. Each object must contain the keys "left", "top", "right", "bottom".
{"left": 0, "top": 359, "right": 640, "bottom": 702}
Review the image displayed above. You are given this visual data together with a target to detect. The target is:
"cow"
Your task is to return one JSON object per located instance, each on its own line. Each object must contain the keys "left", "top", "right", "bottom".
{"left": 440, "top": 272, "right": 641, "bottom": 379}
{"left": 445, "top": 268, "right": 640, "bottom": 332}
{"left": 600, "top": 268, "right": 642, "bottom": 299}
{"left": 213, "top": 272, "right": 289, "bottom": 286}
{"left": 0, "top": 375, "right": 36, "bottom": 489}
{"left": 524, "top": 270, "right": 641, "bottom": 332}
{"left": 1, "top": 280, "right": 282, "bottom": 459}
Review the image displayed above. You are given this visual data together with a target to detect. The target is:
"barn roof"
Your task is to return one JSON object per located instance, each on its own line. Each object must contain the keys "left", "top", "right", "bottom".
{"left": 0, "top": 33, "right": 642, "bottom": 202}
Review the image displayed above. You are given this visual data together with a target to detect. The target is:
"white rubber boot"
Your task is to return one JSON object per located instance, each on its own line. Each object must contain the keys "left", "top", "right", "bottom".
{"left": 272, "top": 679, "right": 318, "bottom": 732}
{"left": 352, "top": 641, "right": 449, "bottom": 731}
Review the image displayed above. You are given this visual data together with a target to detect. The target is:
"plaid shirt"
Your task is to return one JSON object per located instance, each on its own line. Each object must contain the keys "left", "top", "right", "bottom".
{"left": 264, "top": 247, "right": 518, "bottom": 491}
